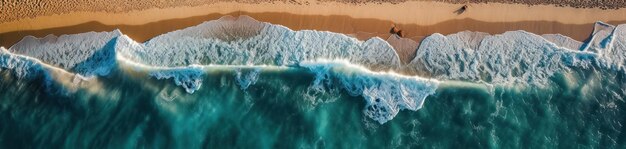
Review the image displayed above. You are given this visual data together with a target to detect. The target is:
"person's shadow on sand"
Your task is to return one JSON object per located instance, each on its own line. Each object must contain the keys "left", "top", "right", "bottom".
{"left": 454, "top": 5, "right": 468, "bottom": 15}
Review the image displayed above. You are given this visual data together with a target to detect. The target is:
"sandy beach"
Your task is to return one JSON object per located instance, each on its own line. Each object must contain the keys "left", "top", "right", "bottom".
{"left": 2, "top": 1, "right": 626, "bottom": 62}
{"left": 3, "top": 2, "right": 626, "bottom": 146}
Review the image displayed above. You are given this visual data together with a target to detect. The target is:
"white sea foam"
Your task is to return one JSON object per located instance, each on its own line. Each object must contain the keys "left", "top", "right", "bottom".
{"left": 149, "top": 66, "right": 204, "bottom": 94}
{"left": 4, "top": 17, "right": 626, "bottom": 90}
{"left": 405, "top": 27, "right": 624, "bottom": 87}
{"left": 4, "top": 16, "right": 626, "bottom": 123}
{"left": 0, "top": 46, "right": 94, "bottom": 93}
{"left": 403, "top": 22, "right": 626, "bottom": 87}
{"left": 0, "top": 46, "right": 48, "bottom": 80}
{"left": 541, "top": 34, "right": 583, "bottom": 50}
{"left": 595, "top": 24, "right": 626, "bottom": 73}
{"left": 582, "top": 22, "right": 615, "bottom": 53}
{"left": 8, "top": 30, "right": 121, "bottom": 77}
{"left": 114, "top": 18, "right": 401, "bottom": 71}
{"left": 235, "top": 68, "right": 261, "bottom": 90}
{"left": 300, "top": 59, "right": 439, "bottom": 124}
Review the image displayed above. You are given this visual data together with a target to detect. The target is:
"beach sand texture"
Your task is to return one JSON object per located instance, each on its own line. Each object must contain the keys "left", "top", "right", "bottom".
{"left": 2, "top": 0, "right": 626, "bottom": 62}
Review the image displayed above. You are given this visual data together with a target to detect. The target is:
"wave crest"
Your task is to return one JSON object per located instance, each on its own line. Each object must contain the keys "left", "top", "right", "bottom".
{"left": 3, "top": 16, "right": 626, "bottom": 123}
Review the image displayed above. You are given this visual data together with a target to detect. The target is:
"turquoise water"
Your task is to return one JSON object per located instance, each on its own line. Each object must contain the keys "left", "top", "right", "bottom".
{"left": 1, "top": 65, "right": 624, "bottom": 148}
{"left": 1, "top": 16, "right": 626, "bottom": 148}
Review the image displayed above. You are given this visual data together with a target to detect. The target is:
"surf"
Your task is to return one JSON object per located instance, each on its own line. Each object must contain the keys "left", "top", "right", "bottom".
{"left": 1, "top": 15, "right": 626, "bottom": 124}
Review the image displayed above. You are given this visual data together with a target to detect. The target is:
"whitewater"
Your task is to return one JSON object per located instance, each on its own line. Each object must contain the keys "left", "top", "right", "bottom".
{"left": 0, "top": 16, "right": 625, "bottom": 148}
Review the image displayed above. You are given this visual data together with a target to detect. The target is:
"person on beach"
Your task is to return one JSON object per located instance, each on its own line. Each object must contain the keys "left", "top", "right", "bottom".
{"left": 390, "top": 24, "right": 404, "bottom": 37}
{"left": 455, "top": 4, "right": 468, "bottom": 14}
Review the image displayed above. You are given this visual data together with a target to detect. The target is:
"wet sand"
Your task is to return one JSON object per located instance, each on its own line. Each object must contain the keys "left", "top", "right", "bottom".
{"left": 3, "top": 12, "right": 624, "bottom": 63}
{"left": 4, "top": 1, "right": 626, "bottom": 44}
{"left": 2, "top": 1, "right": 626, "bottom": 62}
{"left": 4, "top": 11, "right": 622, "bottom": 46}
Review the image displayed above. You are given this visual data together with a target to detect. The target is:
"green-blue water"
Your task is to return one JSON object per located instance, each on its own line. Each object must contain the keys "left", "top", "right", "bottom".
{"left": 1, "top": 65, "right": 624, "bottom": 148}
{"left": 2, "top": 16, "right": 626, "bottom": 148}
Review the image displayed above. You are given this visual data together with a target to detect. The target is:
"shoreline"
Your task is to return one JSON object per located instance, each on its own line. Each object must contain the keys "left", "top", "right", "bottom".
{"left": 2, "top": 1, "right": 626, "bottom": 47}
{"left": 2, "top": 11, "right": 624, "bottom": 47}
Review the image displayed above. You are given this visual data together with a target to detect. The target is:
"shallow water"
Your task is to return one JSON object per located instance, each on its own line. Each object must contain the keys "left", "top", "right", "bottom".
{"left": 1, "top": 16, "right": 626, "bottom": 148}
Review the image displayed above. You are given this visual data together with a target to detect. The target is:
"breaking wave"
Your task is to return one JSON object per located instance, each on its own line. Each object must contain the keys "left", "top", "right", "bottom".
{"left": 2, "top": 15, "right": 626, "bottom": 123}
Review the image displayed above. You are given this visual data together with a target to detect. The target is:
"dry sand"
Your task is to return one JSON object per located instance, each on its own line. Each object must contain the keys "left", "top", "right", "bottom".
{"left": 3, "top": 1, "right": 626, "bottom": 31}
{"left": 1, "top": 1, "right": 626, "bottom": 62}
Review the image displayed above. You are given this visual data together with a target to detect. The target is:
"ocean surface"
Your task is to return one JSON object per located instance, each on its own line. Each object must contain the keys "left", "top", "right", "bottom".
{"left": 1, "top": 16, "right": 625, "bottom": 148}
